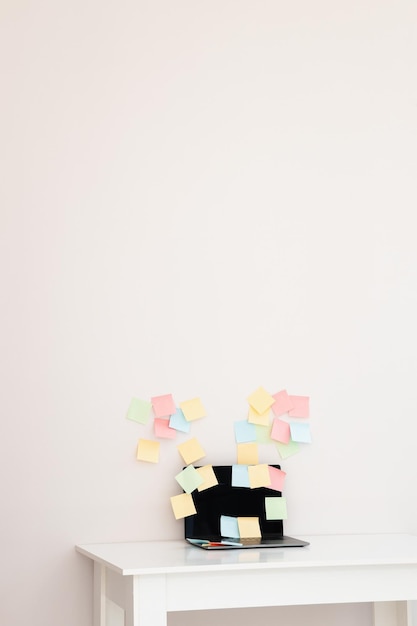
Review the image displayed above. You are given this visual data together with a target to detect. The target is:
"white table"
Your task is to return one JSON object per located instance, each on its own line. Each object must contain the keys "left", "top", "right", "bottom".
{"left": 76, "top": 534, "right": 417, "bottom": 626}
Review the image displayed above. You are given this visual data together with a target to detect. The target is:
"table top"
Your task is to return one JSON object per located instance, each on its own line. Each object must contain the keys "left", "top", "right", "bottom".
{"left": 76, "top": 533, "right": 417, "bottom": 576}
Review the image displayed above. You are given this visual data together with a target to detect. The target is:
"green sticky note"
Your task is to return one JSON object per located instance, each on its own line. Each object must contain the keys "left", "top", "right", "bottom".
{"left": 255, "top": 425, "right": 272, "bottom": 444}
{"left": 175, "top": 465, "right": 204, "bottom": 494}
{"left": 265, "top": 496, "right": 287, "bottom": 520}
{"left": 276, "top": 439, "right": 300, "bottom": 459}
{"left": 126, "top": 397, "right": 152, "bottom": 424}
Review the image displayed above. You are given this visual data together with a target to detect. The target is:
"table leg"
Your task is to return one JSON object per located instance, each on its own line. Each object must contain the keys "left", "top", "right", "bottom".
{"left": 124, "top": 574, "right": 167, "bottom": 626}
{"left": 373, "top": 601, "right": 412, "bottom": 626}
{"left": 93, "top": 562, "right": 106, "bottom": 626}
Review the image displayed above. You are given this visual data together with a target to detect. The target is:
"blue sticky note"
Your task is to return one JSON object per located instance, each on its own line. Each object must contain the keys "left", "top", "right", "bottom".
{"left": 290, "top": 422, "right": 312, "bottom": 443}
{"left": 234, "top": 420, "right": 256, "bottom": 443}
{"left": 232, "top": 464, "right": 250, "bottom": 488}
{"left": 169, "top": 408, "right": 190, "bottom": 433}
{"left": 220, "top": 515, "right": 240, "bottom": 538}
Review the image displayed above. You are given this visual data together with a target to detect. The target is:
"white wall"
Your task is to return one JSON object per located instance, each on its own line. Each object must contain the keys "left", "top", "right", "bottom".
{"left": 1, "top": 1, "right": 416, "bottom": 625}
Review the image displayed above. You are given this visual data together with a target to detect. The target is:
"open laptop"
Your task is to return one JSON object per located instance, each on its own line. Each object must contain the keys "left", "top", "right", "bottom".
{"left": 184, "top": 465, "right": 309, "bottom": 550}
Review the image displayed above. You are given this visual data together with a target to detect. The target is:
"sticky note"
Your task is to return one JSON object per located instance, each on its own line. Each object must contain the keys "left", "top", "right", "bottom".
{"left": 288, "top": 395, "right": 310, "bottom": 418}
{"left": 154, "top": 417, "right": 177, "bottom": 439}
{"left": 126, "top": 398, "right": 152, "bottom": 425}
{"left": 270, "top": 418, "right": 291, "bottom": 444}
{"left": 232, "top": 464, "right": 250, "bottom": 487}
{"left": 177, "top": 438, "right": 206, "bottom": 465}
{"left": 169, "top": 408, "right": 190, "bottom": 433}
{"left": 268, "top": 466, "right": 286, "bottom": 492}
{"left": 220, "top": 515, "right": 240, "bottom": 538}
{"left": 271, "top": 390, "right": 294, "bottom": 416}
{"left": 196, "top": 465, "right": 218, "bottom": 491}
{"left": 276, "top": 440, "right": 300, "bottom": 459}
{"left": 234, "top": 420, "right": 256, "bottom": 443}
{"left": 180, "top": 397, "right": 206, "bottom": 422}
{"left": 151, "top": 394, "right": 176, "bottom": 417}
{"left": 170, "top": 493, "right": 197, "bottom": 519}
{"left": 265, "top": 496, "right": 287, "bottom": 520}
{"left": 175, "top": 465, "right": 204, "bottom": 493}
{"left": 238, "top": 516, "right": 261, "bottom": 539}
{"left": 255, "top": 424, "right": 272, "bottom": 444}
{"left": 290, "top": 422, "right": 312, "bottom": 443}
{"left": 248, "top": 464, "right": 271, "bottom": 488}
{"left": 136, "top": 439, "right": 160, "bottom": 463}
{"left": 247, "top": 387, "right": 275, "bottom": 415}
{"left": 237, "top": 442, "right": 259, "bottom": 465}
{"left": 247, "top": 405, "right": 270, "bottom": 426}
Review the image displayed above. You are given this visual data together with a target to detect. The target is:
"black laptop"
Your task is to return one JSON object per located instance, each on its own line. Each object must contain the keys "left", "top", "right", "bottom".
{"left": 184, "top": 465, "right": 309, "bottom": 550}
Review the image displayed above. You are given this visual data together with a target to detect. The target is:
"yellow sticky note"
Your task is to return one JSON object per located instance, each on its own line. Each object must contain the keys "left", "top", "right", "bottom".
{"left": 247, "top": 405, "right": 270, "bottom": 426}
{"left": 237, "top": 516, "right": 261, "bottom": 539}
{"left": 196, "top": 465, "right": 218, "bottom": 491}
{"left": 237, "top": 442, "right": 259, "bottom": 465}
{"left": 170, "top": 493, "right": 197, "bottom": 520}
{"left": 177, "top": 438, "right": 206, "bottom": 465}
{"left": 247, "top": 387, "right": 275, "bottom": 415}
{"left": 136, "top": 439, "right": 160, "bottom": 463}
{"left": 180, "top": 397, "right": 206, "bottom": 422}
{"left": 248, "top": 464, "right": 271, "bottom": 489}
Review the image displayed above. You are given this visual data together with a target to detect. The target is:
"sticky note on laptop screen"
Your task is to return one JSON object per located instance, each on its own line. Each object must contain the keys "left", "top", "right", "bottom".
{"left": 237, "top": 516, "right": 261, "bottom": 539}
{"left": 220, "top": 515, "right": 240, "bottom": 538}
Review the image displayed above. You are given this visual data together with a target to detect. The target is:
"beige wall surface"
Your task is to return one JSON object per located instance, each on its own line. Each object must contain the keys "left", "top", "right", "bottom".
{"left": 1, "top": 1, "right": 416, "bottom": 625}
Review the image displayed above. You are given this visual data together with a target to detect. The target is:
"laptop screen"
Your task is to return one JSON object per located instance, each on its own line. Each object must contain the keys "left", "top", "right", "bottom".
{"left": 184, "top": 465, "right": 284, "bottom": 541}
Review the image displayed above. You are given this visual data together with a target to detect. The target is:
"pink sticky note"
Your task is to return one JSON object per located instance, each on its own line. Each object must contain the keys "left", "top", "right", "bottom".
{"left": 288, "top": 395, "right": 310, "bottom": 418}
{"left": 154, "top": 418, "right": 177, "bottom": 439}
{"left": 271, "top": 390, "right": 294, "bottom": 416}
{"left": 270, "top": 418, "right": 291, "bottom": 444}
{"left": 268, "top": 466, "right": 286, "bottom": 492}
{"left": 151, "top": 394, "right": 176, "bottom": 417}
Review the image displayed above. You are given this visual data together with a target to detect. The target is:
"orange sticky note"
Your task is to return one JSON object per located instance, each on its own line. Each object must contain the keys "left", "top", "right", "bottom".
{"left": 237, "top": 516, "right": 261, "bottom": 539}
{"left": 247, "top": 405, "right": 270, "bottom": 426}
{"left": 170, "top": 493, "right": 197, "bottom": 519}
{"left": 196, "top": 465, "right": 218, "bottom": 491}
{"left": 248, "top": 464, "right": 271, "bottom": 488}
{"left": 179, "top": 397, "right": 206, "bottom": 422}
{"left": 177, "top": 437, "right": 206, "bottom": 465}
{"left": 247, "top": 387, "right": 275, "bottom": 415}
{"left": 237, "top": 442, "right": 259, "bottom": 465}
{"left": 136, "top": 439, "right": 160, "bottom": 463}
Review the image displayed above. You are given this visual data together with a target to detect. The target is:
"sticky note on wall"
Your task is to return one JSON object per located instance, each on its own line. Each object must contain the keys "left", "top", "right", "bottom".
{"left": 180, "top": 398, "right": 206, "bottom": 422}
{"left": 237, "top": 442, "right": 259, "bottom": 465}
{"left": 136, "top": 439, "right": 160, "bottom": 463}
{"left": 151, "top": 394, "right": 176, "bottom": 417}
{"left": 288, "top": 395, "right": 310, "bottom": 418}
{"left": 127, "top": 398, "right": 152, "bottom": 424}
{"left": 247, "top": 387, "right": 275, "bottom": 414}
{"left": 177, "top": 438, "right": 206, "bottom": 465}
{"left": 270, "top": 418, "right": 291, "bottom": 444}
{"left": 271, "top": 390, "right": 294, "bottom": 416}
